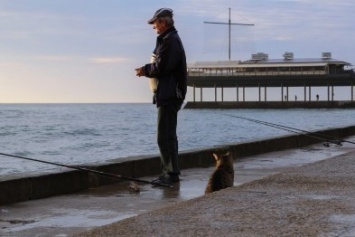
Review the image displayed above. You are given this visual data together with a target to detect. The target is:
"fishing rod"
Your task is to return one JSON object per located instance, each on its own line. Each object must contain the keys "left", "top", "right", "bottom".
{"left": 219, "top": 113, "right": 355, "bottom": 146}
{"left": 0, "top": 152, "right": 172, "bottom": 188}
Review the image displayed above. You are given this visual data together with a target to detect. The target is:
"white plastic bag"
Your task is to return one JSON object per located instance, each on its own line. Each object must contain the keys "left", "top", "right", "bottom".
{"left": 149, "top": 54, "right": 158, "bottom": 92}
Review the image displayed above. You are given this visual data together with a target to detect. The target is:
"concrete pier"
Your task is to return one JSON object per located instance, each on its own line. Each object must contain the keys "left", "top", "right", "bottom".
{"left": 1, "top": 125, "right": 355, "bottom": 206}
{"left": 0, "top": 133, "right": 354, "bottom": 236}
{"left": 78, "top": 146, "right": 355, "bottom": 237}
{"left": 187, "top": 56, "right": 355, "bottom": 109}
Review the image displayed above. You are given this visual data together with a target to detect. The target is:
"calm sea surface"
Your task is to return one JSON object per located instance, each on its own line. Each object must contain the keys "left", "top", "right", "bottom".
{"left": 0, "top": 103, "right": 354, "bottom": 176}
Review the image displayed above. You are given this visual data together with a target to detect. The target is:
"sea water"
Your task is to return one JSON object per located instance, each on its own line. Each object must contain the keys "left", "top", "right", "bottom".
{"left": 0, "top": 103, "right": 354, "bottom": 176}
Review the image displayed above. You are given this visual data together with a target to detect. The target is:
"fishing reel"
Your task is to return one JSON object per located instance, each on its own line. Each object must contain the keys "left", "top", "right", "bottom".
{"left": 323, "top": 140, "right": 343, "bottom": 147}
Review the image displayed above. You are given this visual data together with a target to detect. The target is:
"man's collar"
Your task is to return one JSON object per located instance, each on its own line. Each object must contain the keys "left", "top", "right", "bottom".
{"left": 158, "top": 26, "right": 176, "bottom": 39}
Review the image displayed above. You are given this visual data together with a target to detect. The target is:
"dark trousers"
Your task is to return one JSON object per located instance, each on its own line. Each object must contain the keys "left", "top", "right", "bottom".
{"left": 157, "top": 102, "right": 181, "bottom": 176}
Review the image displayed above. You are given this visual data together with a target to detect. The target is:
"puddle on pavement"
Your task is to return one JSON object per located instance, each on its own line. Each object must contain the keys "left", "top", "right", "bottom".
{"left": 330, "top": 214, "right": 355, "bottom": 224}
{"left": 329, "top": 214, "right": 355, "bottom": 236}
{"left": 301, "top": 194, "right": 342, "bottom": 200}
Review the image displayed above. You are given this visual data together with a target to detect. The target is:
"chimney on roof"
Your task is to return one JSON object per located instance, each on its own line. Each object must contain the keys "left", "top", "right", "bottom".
{"left": 322, "top": 52, "right": 332, "bottom": 59}
{"left": 251, "top": 52, "right": 268, "bottom": 61}
{"left": 283, "top": 52, "right": 294, "bottom": 60}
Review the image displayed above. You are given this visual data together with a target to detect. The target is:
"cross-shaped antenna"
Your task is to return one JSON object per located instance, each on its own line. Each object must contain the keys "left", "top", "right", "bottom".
{"left": 204, "top": 8, "right": 254, "bottom": 60}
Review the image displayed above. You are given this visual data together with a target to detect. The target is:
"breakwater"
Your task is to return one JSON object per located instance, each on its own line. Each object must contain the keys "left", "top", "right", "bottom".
{"left": 1, "top": 125, "right": 355, "bottom": 205}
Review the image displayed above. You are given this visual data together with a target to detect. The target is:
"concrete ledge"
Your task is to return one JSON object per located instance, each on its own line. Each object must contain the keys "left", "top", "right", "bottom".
{"left": 1, "top": 125, "right": 355, "bottom": 205}
{"left": 76, "top": 150, "right": 355, "bottom": 237}
{"left": 30, "top": 171, "right": 90, "bottom": 199}
{"left": 0, "top": 178, "right": 31, "bottom": 204}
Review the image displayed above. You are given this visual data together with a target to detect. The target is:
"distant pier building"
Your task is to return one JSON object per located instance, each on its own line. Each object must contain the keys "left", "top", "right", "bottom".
{"left": 185, "top": 52, "right": 355, "bottom": 109}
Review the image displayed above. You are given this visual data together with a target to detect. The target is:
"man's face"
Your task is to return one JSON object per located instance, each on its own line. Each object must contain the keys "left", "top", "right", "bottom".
{"left": 152, "top": 19, "right": 167, "bottom": 35}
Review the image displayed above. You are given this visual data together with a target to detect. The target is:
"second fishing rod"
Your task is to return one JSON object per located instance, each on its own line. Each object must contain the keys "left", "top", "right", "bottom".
{"left": 218, "top": 113, "right": 355, "bottom": 146}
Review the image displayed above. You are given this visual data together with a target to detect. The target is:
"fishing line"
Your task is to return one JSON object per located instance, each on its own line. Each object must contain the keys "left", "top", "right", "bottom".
{"left": 0, "top": 152, "right": 172, "bottom": 188}
{"left": 222, "top": 114, "right": 339, "bottom": 145}
{"left": 214, "top": 113, "right": 355, "bottom": 146}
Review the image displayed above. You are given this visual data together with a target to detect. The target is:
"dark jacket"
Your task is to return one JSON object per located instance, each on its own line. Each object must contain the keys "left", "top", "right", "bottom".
{"left": 144, "top": 26, "right": 187, "bottom": 107}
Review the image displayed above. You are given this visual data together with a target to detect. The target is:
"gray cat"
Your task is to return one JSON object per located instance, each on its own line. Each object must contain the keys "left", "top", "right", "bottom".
{"left": 205, "top": 153, "right": 234, "bottom": 194}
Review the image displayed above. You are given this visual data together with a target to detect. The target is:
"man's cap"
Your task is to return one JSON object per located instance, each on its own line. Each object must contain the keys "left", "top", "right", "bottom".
{"left": 148, "top": 8, "right": 173, "bottom": 24}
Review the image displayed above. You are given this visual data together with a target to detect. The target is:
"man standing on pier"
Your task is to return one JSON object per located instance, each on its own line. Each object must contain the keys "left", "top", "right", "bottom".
{"left": 135, "top": 8, "right": 187, "bottom": 186}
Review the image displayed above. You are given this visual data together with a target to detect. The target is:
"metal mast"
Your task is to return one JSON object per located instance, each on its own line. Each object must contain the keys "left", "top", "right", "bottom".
{"left": 204, "top": 8, "right": 254, "bottom": 60}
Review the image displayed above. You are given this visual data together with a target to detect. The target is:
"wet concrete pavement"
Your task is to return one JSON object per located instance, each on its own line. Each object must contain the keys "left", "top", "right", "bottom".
{"left": 1, "top": 137, "right": 355, "bottom": 237}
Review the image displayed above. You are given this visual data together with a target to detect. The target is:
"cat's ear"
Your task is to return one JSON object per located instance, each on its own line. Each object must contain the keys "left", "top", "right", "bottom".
{"left": 213, "top": 153, "right": 219, "bottom": 160}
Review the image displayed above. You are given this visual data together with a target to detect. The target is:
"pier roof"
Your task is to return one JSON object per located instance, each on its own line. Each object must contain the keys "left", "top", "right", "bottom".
{"left": 188, "top": 58, "right": 351, "bottom": 69}
{"left": 242, "top": 58, "right": 350, "bottom": 65}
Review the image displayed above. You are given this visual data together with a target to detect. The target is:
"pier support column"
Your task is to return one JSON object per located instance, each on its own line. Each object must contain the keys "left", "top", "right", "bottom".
{"left": 309, "top": 86, "right": 311, "bottom": 101}
{"left": 222, "top": 87, "right": 224, "bottom": 102}
{"left": 352, "top": 83, "right": 354, "bottom": 101}
{"left": 264, "top": 87, "right": 267, "bottom": 102}
{"left": 200, "top": 87, "right": 203, "bottom": 102}
{"left": 193, "top": 85, "right": 196, "bottom": 102}
{"left": 332, "top": 86, "right": 334, "bottom": 101}
{"left": 258, "top": 84, "right": 261, "bottom": 102}
{"left": 214, "top": 84, "right": 217, "bottom": 102}
{"left": 327, "top": 83, "right": 330, "bottom": 101}
{"left": 243, "top": 87, "right": 245, "bottom": 102}
{"left": 286, "top": 86, "right": 289, "bottom": 101}
{"left": 236, "top": 84, "right": 239, "bottom": 102}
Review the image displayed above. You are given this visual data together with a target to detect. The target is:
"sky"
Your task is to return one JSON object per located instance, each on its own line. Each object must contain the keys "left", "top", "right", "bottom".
{"left": 1, "top": 0, "right": 354, "bottom": 103}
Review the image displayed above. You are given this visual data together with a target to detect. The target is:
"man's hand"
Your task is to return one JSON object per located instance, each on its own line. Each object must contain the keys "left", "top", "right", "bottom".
{"left": 135, "top": 67, "right": 145, "bottom": 77}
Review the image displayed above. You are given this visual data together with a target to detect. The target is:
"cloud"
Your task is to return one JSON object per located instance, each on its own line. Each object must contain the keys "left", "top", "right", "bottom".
{"left": 0, "top": 62, "right": 22, "bottom": 68}
{"left": 90, "top": 57, "right": 130, "bottom": 64}
{"left": 33, "top": 55, "right": 75, "bottom": 62}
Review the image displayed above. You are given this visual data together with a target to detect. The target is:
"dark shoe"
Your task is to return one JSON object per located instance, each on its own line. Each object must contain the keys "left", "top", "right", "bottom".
{"left": 168, "top": 175, "right": 180, "bottom": 183}
{"left": 151, "top": 176, "right": 172, "bottom": 186}
{"left": 151, "top": 175, "right": 180, "bottom": 186}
